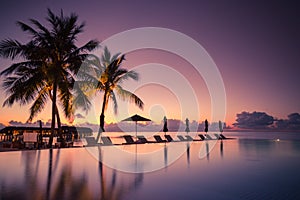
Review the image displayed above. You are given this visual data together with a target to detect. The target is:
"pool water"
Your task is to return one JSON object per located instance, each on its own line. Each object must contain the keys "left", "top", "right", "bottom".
{"left": 0, "top": 132, "right": 300, "bottom": 200}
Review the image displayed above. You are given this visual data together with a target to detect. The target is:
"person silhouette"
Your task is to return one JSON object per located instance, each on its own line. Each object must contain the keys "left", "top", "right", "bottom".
{"left": 204, "top": 119, "right": 208, "bottom": 134}
{"left": 185, "top": 118, "right": 190, "bottom": 134}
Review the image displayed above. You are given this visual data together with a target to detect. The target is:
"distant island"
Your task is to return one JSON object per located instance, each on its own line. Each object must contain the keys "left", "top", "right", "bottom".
{"left": 1, "top": 111, "right": 300, "bottom": 132}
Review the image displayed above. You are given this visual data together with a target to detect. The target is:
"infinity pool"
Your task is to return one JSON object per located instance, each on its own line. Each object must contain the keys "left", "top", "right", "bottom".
{"left": 1, "top": 132, "right": 300, "bottom": 200}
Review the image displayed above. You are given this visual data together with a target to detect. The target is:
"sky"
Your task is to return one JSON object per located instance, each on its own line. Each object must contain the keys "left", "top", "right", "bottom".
{"left": 0, "top": 0, "right": 299, "bottom": 127}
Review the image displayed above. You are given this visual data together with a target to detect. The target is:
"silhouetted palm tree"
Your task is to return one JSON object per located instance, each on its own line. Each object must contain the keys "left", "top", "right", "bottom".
{"left": 98, "top": 47, "right": 144, "bottom": 134}
{"left": 77, "top": 47, "right": 144, "bottom": 138}
{"left": 0, "top": 9, "right": 99, "bottom": 146}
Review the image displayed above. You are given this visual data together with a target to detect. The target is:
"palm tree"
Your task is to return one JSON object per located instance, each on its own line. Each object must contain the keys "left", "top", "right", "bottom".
{"left": 98, "top": 47, "right": 144, "bottom": 134}
{"left": 0, "top": 9, "right": 99, "bottom": 146}
{"left": 77, "top": 47, "right": 144, "bottom": 139}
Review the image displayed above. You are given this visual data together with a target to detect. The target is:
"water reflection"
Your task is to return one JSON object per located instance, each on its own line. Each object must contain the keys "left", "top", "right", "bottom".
{"left": 97, "top": 146, "right": 143, "bottom": 200}
{"left": 2, "top": 136, "right": 300, "bottom": 200}
{"left": 164, "top": 143, "right": 168, "bottom": 168}
{"left": 220, "top": 140, "right": 223, "bottom": 158}
{"left": 205, "top": 142, "right": 210, "bottom": 161}
{"left": 22, "top": 150, "right": 41, "bottom": 199}
{"left": 239, "top": 139, "right": 272, "bottom": 150}
{"left": 0, "top": 147, "right": 145, "bottom": 200}
{"left": 186, "top": 142, "right": 190, "bottom": 167}
{"left": 46, "top": 149, "right": 53, "bottom": 200}
{"left": 1, "top": 141, "right": 224, "bottom": 199}
{"left": 51, "top": 164, "right": 92, "bottom": 200}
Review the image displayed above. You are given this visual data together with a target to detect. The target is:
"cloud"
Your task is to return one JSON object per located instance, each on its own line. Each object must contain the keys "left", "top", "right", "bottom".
{"left": 0, "top": 123, "right": 5, "bottom": 130}
{"left": 8, "top": 120, "right": 39, "bottom": 127}
{"left": 275, "top": 113, "right": 300, "bottom": 130}
{"left": 233, "top": 111, "right": 274, "bottom": 129}
{"left": 8, "top": 120, "right": 67, "bottom": 127}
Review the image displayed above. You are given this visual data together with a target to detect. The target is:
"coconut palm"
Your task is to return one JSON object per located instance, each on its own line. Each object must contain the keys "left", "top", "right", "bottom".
{"left": 98, "top": 48, "right": 144, "bottom": 134}
{"left": 77, "top": 47, "right": 144, "bottom": 139}
{"left": 0, "top": 9, "right": 99, "bottom": 146}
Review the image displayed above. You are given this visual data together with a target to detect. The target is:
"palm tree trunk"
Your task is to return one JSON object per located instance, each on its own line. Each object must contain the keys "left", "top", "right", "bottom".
{"left": 97, "top": 91, "right": 107, "bottom": 142}
{"left": 49, "top": 81, "right": 57, "bottom": 147}
{"left": 46, "top": 148, "right": 53, "bottom": 200}
{"left": 56, "top": 106, "right": 65, "bottom": 147}
{"left": 49, "top": 90, "right": 63, "bottom": 147}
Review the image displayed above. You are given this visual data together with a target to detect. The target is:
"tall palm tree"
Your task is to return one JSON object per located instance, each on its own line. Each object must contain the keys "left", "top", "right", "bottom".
{"left": 77, "top": 47, "right": 144, "bottom": 139}
{"left": 98, "top": 47, "right": 144, "bottom": 135}
{"left": 0, "top": 9, "right": 99, "bottom": 146}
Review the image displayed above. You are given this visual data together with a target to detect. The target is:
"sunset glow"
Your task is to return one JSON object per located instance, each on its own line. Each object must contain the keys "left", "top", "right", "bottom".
{"left": 0, "top": 1, "right": 299, "bottom": 129}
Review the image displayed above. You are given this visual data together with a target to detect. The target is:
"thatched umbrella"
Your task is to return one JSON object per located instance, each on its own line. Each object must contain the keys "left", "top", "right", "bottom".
{"left": 122, "top": 114, "right": 151, "bottom": 137}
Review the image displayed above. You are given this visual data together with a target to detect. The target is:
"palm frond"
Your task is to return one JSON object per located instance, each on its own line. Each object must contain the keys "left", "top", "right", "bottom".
{"left": 0, "top": 61, "right": 41, "bottom": 76}
{"left": 117, "top": 70, "right": 139, "bottom": 83}
{"left": 73, "top": 82, "right": 91, "bottom": 113}
{"left": 29, "top": 18, "right": 51, "bottom": 39}
{"left": 101, "top": 46, "right": 111, "bottom": 65}
{"left": 27, "top": 88, "right": 49, "bottom": 122}
{"left": 111, "top": 53, "right": 122, "bottom": 63}
{"left": 74, "top": 40, "right": 99, "bottom": 54}
{"left": 16, "top": 21, "right": 38, "bottom": 37}
{"left": 112, "top": 69, "right": 128, "bottom": 82}
{"left": 110, "top": 91, "right": 118, "bottom": 114}
{"left": 116, "top": 85, "right": 144, "bottom": 109}
{"left": 0, "top": 39, "right": 23, "bottom": 59}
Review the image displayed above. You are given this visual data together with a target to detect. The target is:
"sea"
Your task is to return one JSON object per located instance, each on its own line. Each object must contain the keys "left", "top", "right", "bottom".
{"left": 0, "top": 131, "right": 299, "bottom": 200}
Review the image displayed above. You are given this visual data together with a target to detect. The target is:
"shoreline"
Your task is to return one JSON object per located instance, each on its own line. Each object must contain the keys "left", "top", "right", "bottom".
{"left": 0, "top": 145, "right": 84, "bottom": 152}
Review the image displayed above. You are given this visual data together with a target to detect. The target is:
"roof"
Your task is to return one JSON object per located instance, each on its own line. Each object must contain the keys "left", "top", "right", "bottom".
{"left": 0, "top": 126, "right": 93, "bottom": 134}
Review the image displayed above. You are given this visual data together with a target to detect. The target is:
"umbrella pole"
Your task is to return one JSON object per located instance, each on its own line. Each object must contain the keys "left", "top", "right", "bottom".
{"left": 135, "top": 121, "right": 137, "bottom": 139}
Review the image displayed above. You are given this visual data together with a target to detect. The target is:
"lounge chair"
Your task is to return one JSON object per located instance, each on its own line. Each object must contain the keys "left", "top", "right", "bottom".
{"left": 220, "top": 134, "right": 227, "bottom": 139}
{"left": 101, "top": 136, "right": 114, "bottom": 145}
{"left": 178, "top": 135, "right": 189, "bottom": 141}
{"left": 165, "top": 135, "right": 174, "bottom": 142}
{"left": 84, "top": 137, "right": 98, "bottom": 146}
{"left": 185, "top": 135, "right": 202, "bottom": 141}
{"left": 214, "top": 134, "right": 221, "bottom": 139}
{"left": 205, "top": 134, "right": 214, "bottom": 140}
{"left": 198, "top": 134, "right": 205, "bottom": 140}
{"left": 122, "top": 135, "right": 136, "bottom": 144}
{"left": 154, "top": 135, "right": 167, "bottom": 143}
{"left": 137, "top": 135, "right": 156, "bottom": 143}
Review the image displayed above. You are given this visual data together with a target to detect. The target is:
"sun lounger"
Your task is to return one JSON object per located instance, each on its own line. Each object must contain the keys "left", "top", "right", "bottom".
{"left": 137, "top": 135, "right": 156, "bottom": 143}
{"left": 185, "top": 135, "right": 202, "bottom": 141}
{"left": 154, "top": 135, "right": 167, "bottom": 143}
{"left": 184, "top": 135, "right": 194, "bottom": 141}
{"left": 84, "top": 137, "right": 98, "bottom": 146}
{"left": 122, "top": 135, "right": 136, "bottom": 144}
{"left": 214, "top": 133, "right": 226, "bottom": 140}
{"left": 220, "top": 134, "right": 227, "bottom": 139}
{"left": 178, "top": 135, "right": 189, "bottom": 141}
{"left": 101, "top": 136, "right": 113, "bottom": 145}
{"left": 214, "top": 134, "right": 221, "bottom": 139}
{"left": 198, "top": 134, "right": 205, "bottom": 140}
{"left": 205, "top": 134, "right": 214, "bottom": 140}
{"left": 165, "top": 135, "right": 174, "bottom": 142}
{"left": 164, "top": 135, "right": 180, "bottom": 142}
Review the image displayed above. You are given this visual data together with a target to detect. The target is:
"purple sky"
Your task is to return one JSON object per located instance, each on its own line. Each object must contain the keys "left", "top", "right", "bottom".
{"left": 0, "top": 0, "right": 299, "bottom": 125}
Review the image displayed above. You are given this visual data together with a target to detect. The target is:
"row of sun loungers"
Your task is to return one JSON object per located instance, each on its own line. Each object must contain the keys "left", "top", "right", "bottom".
{"left": 83, "top": 133, "right": 228, "bottom": 146}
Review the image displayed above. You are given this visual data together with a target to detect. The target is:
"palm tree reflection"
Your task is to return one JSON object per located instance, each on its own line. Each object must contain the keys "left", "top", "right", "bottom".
{"left": 164, "top": 142, "right": 168, "bottom": 168}
{"left": 186, "top": 142, "right": 190, "bottom": 167}
{"left": 98, "top": 146, "right": 144, "bottom": 200}
{"left": 22, "top": 150, "right": 43, "bottom": 199}
{"left": 2, "top": 147, "right": 144, "bottom": 199}
{"left": 46, "top": 149, "right": 53, "bottom": 200}
{"left": 206, "top": 142, "right": 210, "bottom": 161}
{"left": 220, "top": 140, "right": 224, "bottom": 158}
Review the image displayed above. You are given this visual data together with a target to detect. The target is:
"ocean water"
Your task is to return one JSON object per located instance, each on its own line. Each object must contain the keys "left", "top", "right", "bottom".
{"left": 0, "top": 132, "right": 300, "bottom": 200}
